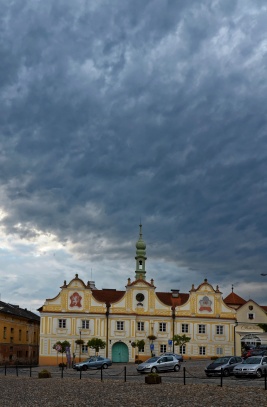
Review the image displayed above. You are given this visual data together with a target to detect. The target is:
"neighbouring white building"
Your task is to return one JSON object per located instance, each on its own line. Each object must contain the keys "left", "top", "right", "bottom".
{"left": 38, "top": 225, "right": 267, "bottom": 365}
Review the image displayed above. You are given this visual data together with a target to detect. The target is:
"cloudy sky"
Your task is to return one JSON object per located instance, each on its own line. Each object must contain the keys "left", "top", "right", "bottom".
{"left": 1, "top": 0, "right": 267, "bottom": 312}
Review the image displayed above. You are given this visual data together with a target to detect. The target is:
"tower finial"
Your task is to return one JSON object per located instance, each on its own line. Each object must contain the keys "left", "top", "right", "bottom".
{"left": 135, "top": 224, "right": 147, "bottom": 280}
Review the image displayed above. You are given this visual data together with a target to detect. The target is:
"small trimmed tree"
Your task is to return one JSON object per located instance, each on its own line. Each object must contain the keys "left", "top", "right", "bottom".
{"left": 131, "top": 339, "right": 145, "bottom": 358}
{"left": 87, "top": 338, "right": 106, "bottom": 355}
{"left": 173, "top": 334, "right": 191, "bottom": 354}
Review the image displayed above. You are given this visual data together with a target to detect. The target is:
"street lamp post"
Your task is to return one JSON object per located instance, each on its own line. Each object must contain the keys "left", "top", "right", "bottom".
{"left": 79, "top": 328, "right": 82, "bottom": 362}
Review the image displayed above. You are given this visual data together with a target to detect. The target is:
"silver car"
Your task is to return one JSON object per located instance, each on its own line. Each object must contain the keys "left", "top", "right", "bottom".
{"left": 73, "top": 356, "right": 112, "bottom": 370}
{"left": 205, "top": 356, "right": 242, "bottom": 377}
{"left": 233, "top": 356, "right": 267, "bottom": 378}
{"left": 137, "top": 355, "right": 180, "bottom": 373}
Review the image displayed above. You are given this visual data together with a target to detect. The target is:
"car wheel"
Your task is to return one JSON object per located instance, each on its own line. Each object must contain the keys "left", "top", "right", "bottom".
{"left": 223, "top": 369, "right": 230, "bottom": 377}
{"left": 256, "top": 369, "right": 262, "bottom": 378}
{"left": 102, "top": 363, "right": 108, "bottom": 369}
{"left": 82, "top": 365, "right": 88, "bottom": 371}
{"left": 151, "top": 367, "right": 158, "bottom": 373}
{"left": 174, "top": 364, "right": 180, "bottom": 372}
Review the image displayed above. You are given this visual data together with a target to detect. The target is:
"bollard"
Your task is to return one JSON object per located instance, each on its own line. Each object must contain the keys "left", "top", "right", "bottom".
{"left": 61, "top": 364, "right": 64, "bottom": 378}
{"left": 16, "top": 365, "right": 18, "bottom": 377}
{"left": 220, "top": 368, "right": 223, "bottom": 387}
{"left": 183, "top": 366, "right": 186, "bottom": 385}
{"left": 30, "top": 366, "right": 32, "bottom": 378}
{"left": 80, "top": 368, "right": 82, "bottom": 380}
{"left": 101, "top": 365, "right": 103, "bottom": 382}
{"left": 5, "top": 364, "right": 7, "bottom": 376}
{"left": 265, "top": 368, "right": 267, "bottom": 391}
{"left": 124, "top": 366, "right": 126, "bottom": 382}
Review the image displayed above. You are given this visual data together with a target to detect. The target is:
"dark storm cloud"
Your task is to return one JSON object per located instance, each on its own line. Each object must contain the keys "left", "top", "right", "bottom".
{"left": 1, "top": 0, "right": 267, "bottom": 304}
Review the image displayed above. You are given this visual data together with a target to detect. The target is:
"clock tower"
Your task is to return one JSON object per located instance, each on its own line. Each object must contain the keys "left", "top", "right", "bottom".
{"left": 135, "top": 224, "right": 147, "bottom": 280}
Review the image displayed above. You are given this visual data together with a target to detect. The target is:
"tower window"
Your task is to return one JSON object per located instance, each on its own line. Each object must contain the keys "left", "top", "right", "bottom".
{"left": 139, "top": 260, "right": 142, "bottom": 269}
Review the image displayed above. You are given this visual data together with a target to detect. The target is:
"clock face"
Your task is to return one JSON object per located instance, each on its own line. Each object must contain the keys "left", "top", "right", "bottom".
{"left": 136, "top": 293, "right": 145, "bottom": 302}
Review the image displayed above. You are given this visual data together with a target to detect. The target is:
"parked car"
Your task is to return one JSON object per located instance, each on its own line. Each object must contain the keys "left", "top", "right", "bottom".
{"left": 73, "top": 356, "right": 112, "bottom": 370}
{"left": 205, "top": 356, "right": 242, "bottom": 377}
{"left": 233, "top": 356, "right": 267, "bottom": 378}
{"left": 137, "top": 355, "right": 180, "bottom": 373}
{"left": 242, "top": 349, "right": 267, "bottom": 359}
{"left": 162, "top": 352, "right": 184, "bottom": 362}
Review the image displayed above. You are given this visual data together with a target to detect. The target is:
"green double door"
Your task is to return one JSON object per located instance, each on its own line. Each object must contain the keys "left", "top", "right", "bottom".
{"left": 112, "top": 342, "right": 129, "bottom": 363}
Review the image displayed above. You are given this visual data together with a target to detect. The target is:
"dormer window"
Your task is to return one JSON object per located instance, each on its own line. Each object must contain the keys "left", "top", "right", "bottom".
{"left": 248, "top": 313, "right": 254, "bottom": 320}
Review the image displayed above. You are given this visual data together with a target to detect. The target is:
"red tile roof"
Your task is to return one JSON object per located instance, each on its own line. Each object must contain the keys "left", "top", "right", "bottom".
{"left": 223, "top": 292, "right": 246, "bottom": 306}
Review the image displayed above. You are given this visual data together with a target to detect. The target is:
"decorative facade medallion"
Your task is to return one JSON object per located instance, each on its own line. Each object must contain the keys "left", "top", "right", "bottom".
{"left": 199, "top": 296, "right": 212, "bottom": 312}
{"left": 70, "top": 292, "right": 82, "bottom": 308}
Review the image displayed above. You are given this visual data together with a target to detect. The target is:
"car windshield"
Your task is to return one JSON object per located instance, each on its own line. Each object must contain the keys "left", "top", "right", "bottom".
{"left": 243, "top": 357, "right": 261, "bottom": 364}
{"left": 213, "top": 357, "right": 230, "bottom": 364}
{"left": 145, "top": 357, "right": 159, "bottom": 363}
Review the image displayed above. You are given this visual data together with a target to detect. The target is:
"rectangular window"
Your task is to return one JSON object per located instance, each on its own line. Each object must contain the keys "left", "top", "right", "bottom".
{"left": 10, "top": 328, "right": 14, "bottom": 334}
{"left": 180, "top": 345, "right": 186, "bottom": 355}
{"left": 3, "top": 327, "right": 6, "bottom": 339}
{"left": 216, "top": 347, "right": 223, "bottom": 355}
{"left": 181, "top": 324, "right": 189, "bottom": 333}
{"left": 248, "top": 314, "right": 254, "bottom": 320}
{"left": 82, "top": 345, "right": 88, "bottom": 354}
{"left": 116, "top": 321, "right": 124, "bottom": 331}
{"left": 216, "top": 325, "right": 223, "bottom": 335}
{"left": 17, "top": 351, "right": 22, "bottom": 357}
{"left": 82, "top": 320, "right": 89, "bottom": 329}
{"left": 137, "top": 322, "right": 144, "bottom": 331}
{"left": 198, "top": 324, "right": 206, "bottom": 334}
{"left": 19, "top": 330, "right": 22, "bottom": 341}
{"left": 10, "top": 337, "right": 13, "bottom": 343}
{"left": 139, "top": 344, "right": 145, "bottom": 353}
{"left": 58, "top": 319, "right": 66, "bottom": 329}
{"left": 199, "top": 346, "right": 206, "bottom": 355}
{"left": 160, "top": 344, "right": 167, "bottom": 353}
{"left": 159, "top": 322, "right": 166, "bottom": 332}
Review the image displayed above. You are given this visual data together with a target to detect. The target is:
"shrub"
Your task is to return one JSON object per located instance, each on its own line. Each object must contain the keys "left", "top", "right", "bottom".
{"left": 38, "top": 369, "right": 51, "bottom": 378}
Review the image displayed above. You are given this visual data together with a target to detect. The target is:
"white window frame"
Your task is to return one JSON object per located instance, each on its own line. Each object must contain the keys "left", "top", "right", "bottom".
{"left": 82, "top": 345, "right": 88, "bottom": 354}
{"left": 181, "top": 324, "right": 189, "bottom": 333}
{"left": 199, "top": 346, "right": 206, "bottom": 355}
{"left": 180, "top": 345, "right": 186, "bottom": 355}
{"left": 58, "top": 319, "right": 66, "bottom": 329}
{"left": 82, "top": 320, "right": 89, "bottom": 329}
{"left": 159, "top": 322, "right": 166, "bottom": 332}
{"left": 216, "top": 325, "right": 223, "bottom": 335}
{"left": 116, "top": 321, "right": 124, "bottom": 331}
{"left": 216, "top": 347, "right": 223, "bottom": 355}
{"left": 160, "top": 344, "right": 167, "bottom": 353}
{"left": 198, "top": 324, "right": 206, "bottom": 334}
{"left": 137, "top": 322, "right": 144, "bottom": 331}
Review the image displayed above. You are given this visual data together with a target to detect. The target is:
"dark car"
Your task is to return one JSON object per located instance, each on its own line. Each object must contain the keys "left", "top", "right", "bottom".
{"left": 73, "top": 356, "right": 112, "bottom": 370}
{"left": 242, "top": 349, "right": 267, "bottom": 359}
{"left": 162, "top": 352, "right": 184, "bottom": 362}
{"left": 205, "top": 356, "right": 243, "bottom": 377}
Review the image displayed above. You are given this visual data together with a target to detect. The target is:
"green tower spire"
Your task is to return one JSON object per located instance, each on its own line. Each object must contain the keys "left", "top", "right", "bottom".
{"left": 135, "top": 223, "right": 147, "bottom": 280}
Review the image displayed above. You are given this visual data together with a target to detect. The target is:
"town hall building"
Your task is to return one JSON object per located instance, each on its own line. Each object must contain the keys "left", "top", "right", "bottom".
{"left": 38, "top": 225, "right": 267, "bottom": 365}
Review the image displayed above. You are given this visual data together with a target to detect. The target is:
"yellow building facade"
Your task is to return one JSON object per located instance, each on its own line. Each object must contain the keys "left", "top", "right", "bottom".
{"left": 0, "top": 301, "right": 40, "bottom": 365}
{"left": 39, "top": 226, "right": 246, "bottom": 365}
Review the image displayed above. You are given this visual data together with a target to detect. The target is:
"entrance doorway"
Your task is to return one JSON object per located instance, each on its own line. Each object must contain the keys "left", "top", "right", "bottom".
{"left": 112, "top": 342, "right": 129, "bottom": 363}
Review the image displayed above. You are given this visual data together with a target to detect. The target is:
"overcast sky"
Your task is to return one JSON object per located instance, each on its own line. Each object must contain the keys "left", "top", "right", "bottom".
{"left": 1, "top": 0, "right": 267, "bottom": 312}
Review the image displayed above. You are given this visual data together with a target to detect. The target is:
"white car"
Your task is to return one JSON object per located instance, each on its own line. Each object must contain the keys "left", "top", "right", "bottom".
{"left": 233, "top": 356, "right": 267, "bottom": 378}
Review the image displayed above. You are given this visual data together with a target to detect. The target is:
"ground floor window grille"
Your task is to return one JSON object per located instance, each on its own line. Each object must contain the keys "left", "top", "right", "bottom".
{"left": 199, "top": 346, "right": 206, "bottom": 355}
{"left": 160, "top": 344, "right": 167, "bottom": 353}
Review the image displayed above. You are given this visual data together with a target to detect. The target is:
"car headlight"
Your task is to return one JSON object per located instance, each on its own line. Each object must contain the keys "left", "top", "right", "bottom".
{"left": 215, "top": 367, "right": 222, "bottom": 370}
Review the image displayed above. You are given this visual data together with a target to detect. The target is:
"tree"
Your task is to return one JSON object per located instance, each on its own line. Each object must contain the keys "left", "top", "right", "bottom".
{"left": 173, "top": 334, "right": 191, "bottom": 352}
{"left": 131, "top": 339, "right": 145, "bottom": 357}
{"left": 53, "top": 340, "right": 71, "bottom": 365}
{"left": 87, "top": 338, "right": 106, "bottom": 354}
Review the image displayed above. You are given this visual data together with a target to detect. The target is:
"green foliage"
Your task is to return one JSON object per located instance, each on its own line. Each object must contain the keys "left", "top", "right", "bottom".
{"left": 38, "top": 369, "right": 51, "bottom": 378}
{"left": 75, "top": 339, "right": 85, "bottom": 345}
{"left": 173, "top": 334, "right": 191, "bottom": 347}
{"left": 87, "top": 337, "right": 106, "bottom": 353}
{"left": 54, "top": 340, "right": 71, "bottom": 354}
{"left": 147, "top": 335, "right": 157, "bottom": 341}
{"left": 135, "top": 339, "right": 145, "bottom": 351}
